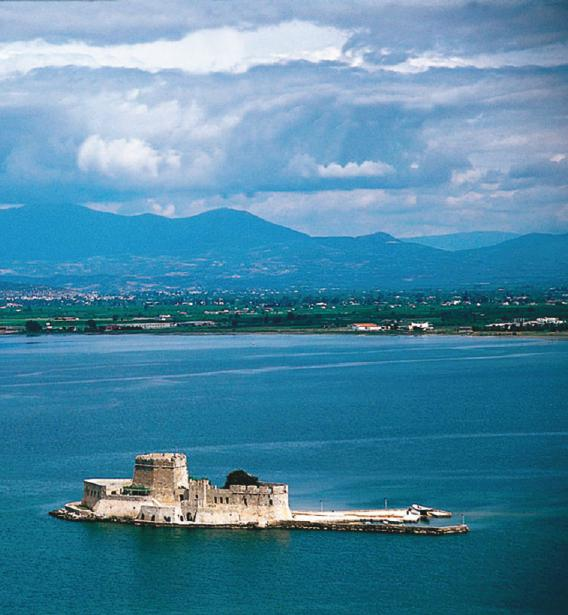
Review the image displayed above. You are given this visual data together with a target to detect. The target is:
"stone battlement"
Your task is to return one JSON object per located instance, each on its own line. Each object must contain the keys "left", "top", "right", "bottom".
{"left": 227, "top": 484, "right": 287, "bottom": 495}
{"left": 78, "top": 451, "right": 292, "bottom": 526}
{"left": 134, "top": 453, "right": 188, "bottom": 467}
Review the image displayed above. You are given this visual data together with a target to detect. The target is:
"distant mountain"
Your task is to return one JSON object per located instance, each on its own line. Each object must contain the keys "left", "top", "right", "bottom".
{"left": 0, "top": 205, "right": 308, "bottom": 260}
{"left": 0, "top": 204, "right": 566, "bottom": 290}
{"left": 404, "top": 231, "right": 519, "bottom": 251}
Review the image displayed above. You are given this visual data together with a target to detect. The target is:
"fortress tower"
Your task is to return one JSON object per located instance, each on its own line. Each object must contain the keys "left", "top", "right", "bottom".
{"left": 132, "top": 453, "right": 189, "bottom": 504}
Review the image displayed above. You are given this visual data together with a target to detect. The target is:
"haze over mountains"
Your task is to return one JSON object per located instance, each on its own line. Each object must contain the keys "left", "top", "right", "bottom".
{"left": 1, "top": 204, "right": 566, "bottom": 290}
{"left": 404, "top": 231, "right": 520, "bottom": 251}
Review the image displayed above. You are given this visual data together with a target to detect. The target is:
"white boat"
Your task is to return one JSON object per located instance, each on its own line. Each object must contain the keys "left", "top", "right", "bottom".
{"left": 427, "top": 509, "right": 452, "bottom": 518}
{"left": 411, "top": 504, "right": 433, "bottom": 514}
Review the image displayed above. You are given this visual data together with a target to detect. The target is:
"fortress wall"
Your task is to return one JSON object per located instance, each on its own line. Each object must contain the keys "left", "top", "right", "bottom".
{"left": 78, "top": 455, "right": 291, "bottom": 526}
{"left": 82, "top": 479, "right": 130, "bottom": 509}
{"left": 184, "top": 480, "right": 292, "bottom": 525}
{"left": 138, "top": 504, "right": 178, "bottom": 524}
{"left": 93, "top": 497, "right": 148, "bottom": 519}
{"left": 132, "top": 453, "right": 189, "bottom": 504}
{"left": 83, "top": 481, "right": 105, "bottom": 509}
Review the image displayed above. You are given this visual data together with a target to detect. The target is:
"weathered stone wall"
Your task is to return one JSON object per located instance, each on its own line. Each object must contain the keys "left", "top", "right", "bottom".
{"left": 82, "top": 479, "right": 130, "bottom": 509}
{"left": 79, "top": 453, "right": 291, "bottom": 526}
{"left": 83, "top": 481, "right": 105, "bottom": 509}
{"left": 93, "top": 495, "right": 150, "bottom": 519}
{"left": 132, "top": 453, "right": 189, "bottom": 504}
{"left": 180, "top": 479, "right": 292, "bottom": 525}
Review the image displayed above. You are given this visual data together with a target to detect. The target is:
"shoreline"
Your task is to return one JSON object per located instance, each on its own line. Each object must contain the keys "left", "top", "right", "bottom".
{"left": 3, "top": 329, "right": 567, "bottom": 340}
{"left": 49, "top": 507, "right": 469, "bottom": 536}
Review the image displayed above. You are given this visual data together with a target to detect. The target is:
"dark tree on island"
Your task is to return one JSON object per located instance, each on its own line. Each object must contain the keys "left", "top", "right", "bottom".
{"left": 224, "top": 469, "right": 261, "bottom": 488}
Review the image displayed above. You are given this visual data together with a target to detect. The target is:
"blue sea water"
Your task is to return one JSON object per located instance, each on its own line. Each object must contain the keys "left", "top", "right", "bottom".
{"left": 0, "top": 334, "right": 566, "bottom": 614}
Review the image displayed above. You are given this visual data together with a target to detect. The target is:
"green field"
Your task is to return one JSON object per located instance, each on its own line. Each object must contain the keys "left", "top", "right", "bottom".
{"left": 2, "top": 291, "right": 567, "bottom": 336}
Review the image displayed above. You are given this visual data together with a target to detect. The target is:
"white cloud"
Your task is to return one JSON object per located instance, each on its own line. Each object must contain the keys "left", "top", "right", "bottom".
{"left": 317, "top": 160, "right": 394, "bottom": 178}
{"left": 149, "top": 199, "right": 176, "bottom": 217}
{"left": 77, "top": 135, "right": 180, "bottom": 178}
{"left": 0, "top": 21, "right": 351, "bottom": 76}
{"left": 451, "top": 168, "right": 484, "bottom": 185}
{"left": 290, "top": 154, "right": 394, "bottom": 179}
{"left": 382, "top": 43, "right": 568, "bottom": 74}
{"left": 445, "top": 192, "right": 484, "bottom": 207}
{"left": 550, "top": 153, "right": 566, "bottom": 163}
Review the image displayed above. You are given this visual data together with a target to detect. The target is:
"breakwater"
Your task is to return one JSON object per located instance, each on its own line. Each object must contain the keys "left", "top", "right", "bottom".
{"left": 49, "top": 508, "right": 469, "bottom": 535}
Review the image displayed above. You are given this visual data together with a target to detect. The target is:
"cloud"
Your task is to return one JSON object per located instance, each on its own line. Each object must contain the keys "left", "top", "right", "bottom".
{"left": 317, "top": 160, "right": 394, "bottom": 178}
{"left": 84, "top": 202, "right": 122, "bottom": 214}
{"left": 0, "top": 3, "right": 566, "bottom": 236}
{"left": 77, "top": 135, "right": 180, "bottom": 179}
{"left": 451, "top": 168, "right": 484, "bottom": 186}
{"left": 0, "top": 21, "right": 351, "bottom": 77}
{"left": 289, "top": 155, "right": 394, "bottom": 180}
{"left": 380, "top": 44, "right": 568, "bottom": 74}
{"left": 149, "top": 199, "right": 176, "bottom": 217}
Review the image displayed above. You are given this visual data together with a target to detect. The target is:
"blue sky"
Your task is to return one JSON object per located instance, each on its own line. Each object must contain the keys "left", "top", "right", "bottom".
{"left": 0, "top": 0, "right": 566, "bottom": 236}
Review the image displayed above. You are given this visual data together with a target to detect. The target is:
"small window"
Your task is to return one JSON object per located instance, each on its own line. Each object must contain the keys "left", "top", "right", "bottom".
{"left": 186, "top": 513, "right": 191, "bottom": 521}
{"left": 140, "top": 513, "right": 145, "bottom": 520}
{"left": 269, "top": 499, "right": 273, "bottom": 506}
{"left": 179, "top": 516, "right": 183, "bottom": 521}
{"left": 151, "top": 515, "right": 156, "bottom": 521}
{"left": 243, "top": 498, "right": 247, "bottom": 506}
{"left": 226, "top": 497, "right": 229, "bottom": 504}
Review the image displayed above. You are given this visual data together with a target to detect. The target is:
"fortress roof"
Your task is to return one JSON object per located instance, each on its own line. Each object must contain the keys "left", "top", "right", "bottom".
{"left": 135, "top": 452, "right": 186, "bottom": 461}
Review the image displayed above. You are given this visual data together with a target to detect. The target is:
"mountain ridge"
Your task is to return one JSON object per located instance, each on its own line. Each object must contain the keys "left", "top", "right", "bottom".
{"left": 1, "top": 204, "right": 566, "bottom": 290}
{"left": 404, "top": 231, "right": 520, "bottom": 251}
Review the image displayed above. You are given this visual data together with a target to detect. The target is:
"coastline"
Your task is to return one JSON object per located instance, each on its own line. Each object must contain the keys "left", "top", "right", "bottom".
{"left": 3, "top": 329, "right": 568, "bottom": 340}
{"left": 49, "top": 507, "right": 469, "bottom": 536}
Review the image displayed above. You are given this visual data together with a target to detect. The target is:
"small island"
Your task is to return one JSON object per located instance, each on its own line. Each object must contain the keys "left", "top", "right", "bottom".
{"left": 50, "top": 452, "right": 469, "bottom": 536}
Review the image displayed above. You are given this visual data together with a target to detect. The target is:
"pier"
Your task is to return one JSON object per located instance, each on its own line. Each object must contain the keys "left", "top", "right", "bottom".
{"left": 279, "top": 520, "right": 469, "bottom": 535}
{"left": 49, "top": 506, "right": 469, "bottom": 535}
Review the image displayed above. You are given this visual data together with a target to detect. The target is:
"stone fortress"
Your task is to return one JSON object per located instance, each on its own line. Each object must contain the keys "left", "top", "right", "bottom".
{"left": 53, "top": 451, "right": 468, "bottom": 535}
{"left": 81, "top": 452, "right": 292, "bottom": 527}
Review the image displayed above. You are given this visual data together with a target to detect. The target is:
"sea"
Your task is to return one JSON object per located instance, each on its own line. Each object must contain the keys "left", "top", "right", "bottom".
{"left": 0, "top": 334, "right": 566, "bottom": 614}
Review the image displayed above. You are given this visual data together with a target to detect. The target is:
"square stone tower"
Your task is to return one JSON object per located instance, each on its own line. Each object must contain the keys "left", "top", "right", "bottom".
{"left": 132, "top": 453, "right": 189, "bottom": 504}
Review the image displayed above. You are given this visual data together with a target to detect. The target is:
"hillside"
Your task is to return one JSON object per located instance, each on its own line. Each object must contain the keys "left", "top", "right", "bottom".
{"left": 0, "top": 205, "right": 566, "bottom": 290}
{"left": 404, "top": 231, "right": 519, "bottom": 251}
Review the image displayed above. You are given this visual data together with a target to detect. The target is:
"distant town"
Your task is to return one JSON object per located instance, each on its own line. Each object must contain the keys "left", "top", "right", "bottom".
{"left": 1, "top": 286, "right": 567, "bottom": 337}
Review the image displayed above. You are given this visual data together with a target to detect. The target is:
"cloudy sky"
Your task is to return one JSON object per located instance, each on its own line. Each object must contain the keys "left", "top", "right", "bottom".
{"left": 0, "top": 0, "right": 567, "bottom": 236}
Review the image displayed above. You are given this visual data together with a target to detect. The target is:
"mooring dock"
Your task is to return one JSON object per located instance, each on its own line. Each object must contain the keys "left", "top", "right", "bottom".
{"left": 284, "top": 508, "right": 468, "bottom": 535}
{"left": 281, "top": 520, "right": 468, "bottom": 535}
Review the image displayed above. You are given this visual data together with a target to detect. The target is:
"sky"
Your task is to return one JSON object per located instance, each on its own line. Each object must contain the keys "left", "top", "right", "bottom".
{"left": 0, "top": 0, "right": 567, "bottom": 237}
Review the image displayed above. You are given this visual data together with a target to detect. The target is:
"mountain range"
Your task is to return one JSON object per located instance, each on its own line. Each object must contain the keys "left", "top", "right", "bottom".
{"left": 404, "top": 231, "right": 520, "bottom": 251}
{"left": 1, "top": 204, "right": 566, "bottom": 290}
